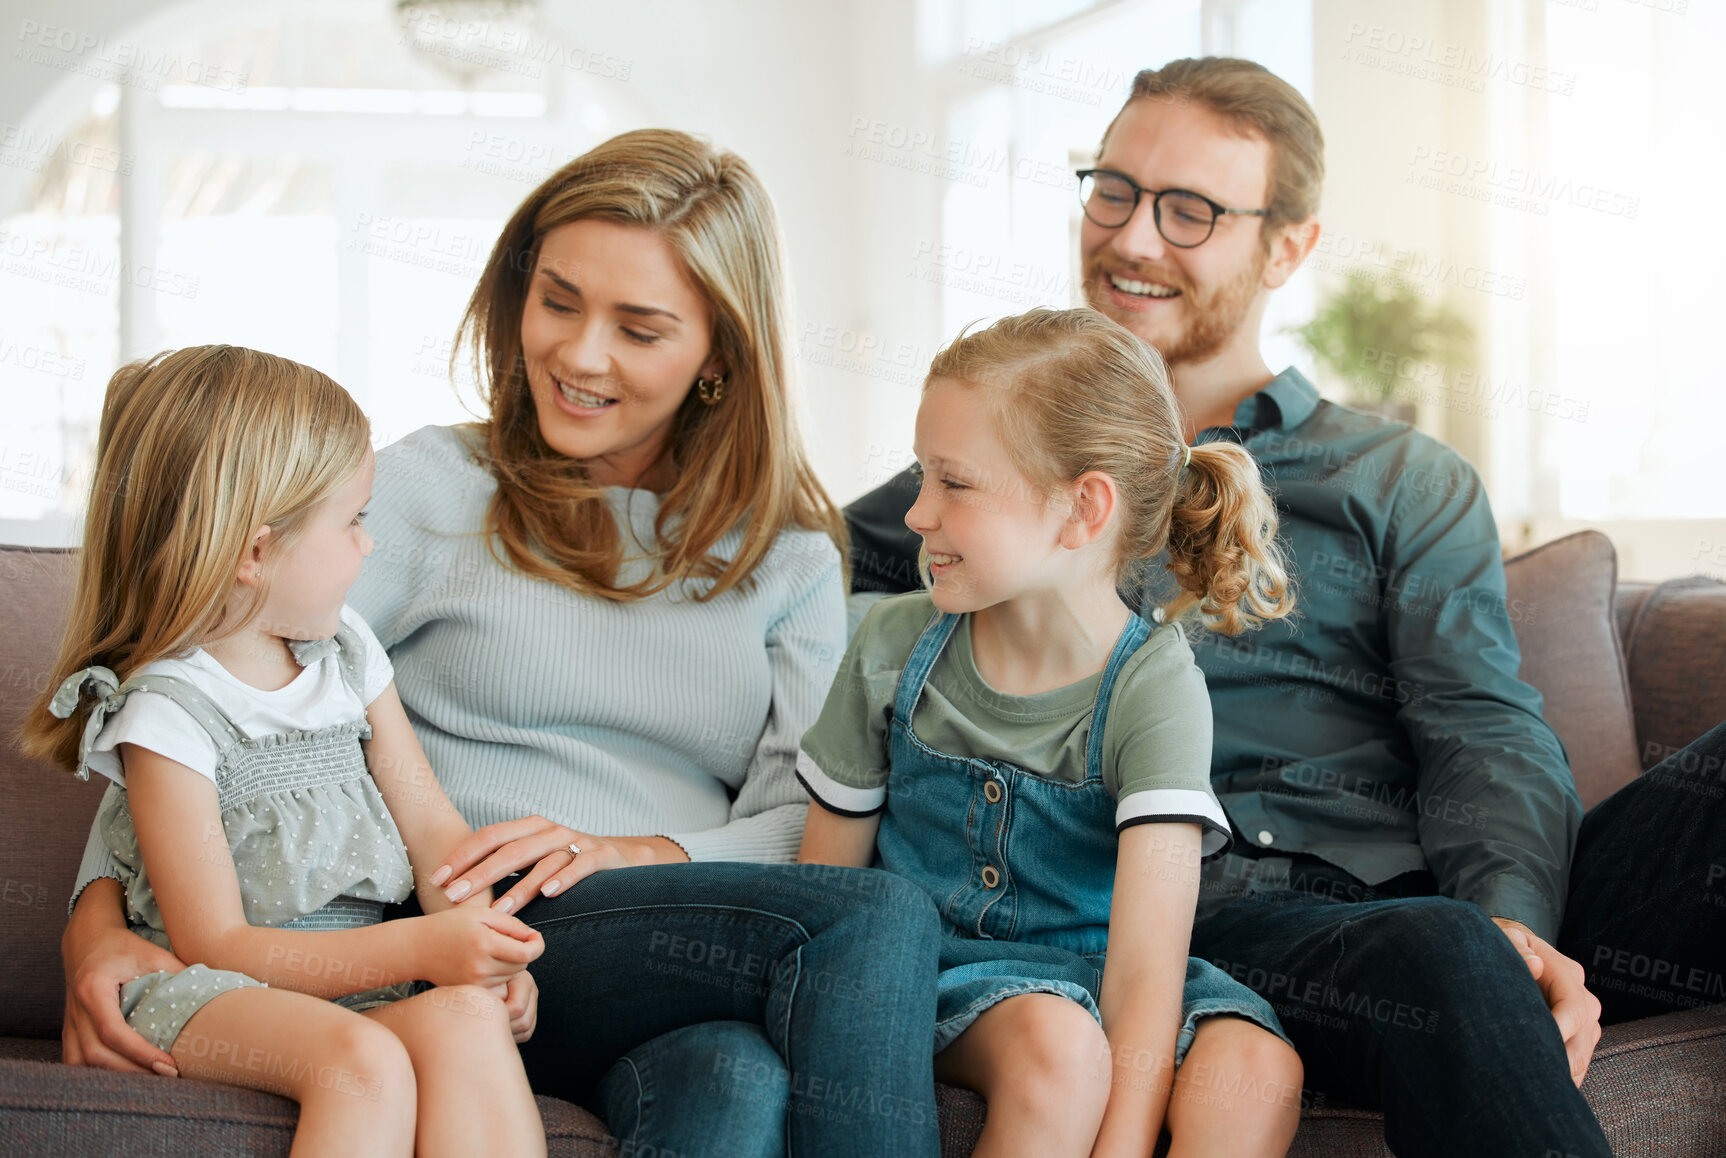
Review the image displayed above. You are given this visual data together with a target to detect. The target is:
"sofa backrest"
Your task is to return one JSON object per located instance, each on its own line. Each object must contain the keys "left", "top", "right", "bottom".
{"left": 1614, "top": 577, "right": 1726, "bottom": 771}
{"left": 1500, "top": 530, "right": 1642, "bottom": 811}
{"left": 0, "top": 547, "right": 88, "bottom": 1039}
{"left": 1, "top": 539, "right": 1723, "bottom": 1041}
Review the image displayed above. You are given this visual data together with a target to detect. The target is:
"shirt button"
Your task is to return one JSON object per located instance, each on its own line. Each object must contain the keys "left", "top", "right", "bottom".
{"left": 983, "top": 779, "right": 1003, "bottom": 804}
{"left": 980, "top": 865, "right": 1000, "bottom": 889}
{"left": 1257, "top": 830, "right": 1275, "bottom": 846}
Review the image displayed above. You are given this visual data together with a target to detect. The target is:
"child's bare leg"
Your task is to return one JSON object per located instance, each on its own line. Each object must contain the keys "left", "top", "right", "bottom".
{"left": 171, "top": 987, "right": 416, "bottom": 1158}
{"left": 934, "top": 993, "right": 1112, "bottom": 1158}
{"left": 1164, "top": 1015, "right": 1303, "bottom": 1158}
{"left": 364, "top": 983, "right": 546, "bottom": 1158}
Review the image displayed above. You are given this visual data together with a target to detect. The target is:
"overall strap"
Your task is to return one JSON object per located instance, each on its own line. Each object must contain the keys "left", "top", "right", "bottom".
{"left": 1084, "top": 612, "right": 1155, "bottom": 779}
{"left": 287, "top": 616, "right": 370, "bottom": 702}
{"left": 114, "top": 673, "right": 250, "bottom": 750}
{"left": 890, "top": 609, "right": 963, "bottom": 729}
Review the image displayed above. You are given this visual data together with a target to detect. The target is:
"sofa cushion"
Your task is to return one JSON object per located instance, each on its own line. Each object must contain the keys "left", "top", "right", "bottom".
{"left": 1616, "top": 576, "right": 1726, "bottom": 772}
{"left": 0, "top": 547, "right": 101, "bottom": 1040}
{"left": 0, "top": 1054, "right": 616, "bottom": 1157}
{"left": 934, "top": 1005, "right": 1726, "bottom": 1157}
{"left": 1502, "top": 531, "right": 1642, "bottom": 810}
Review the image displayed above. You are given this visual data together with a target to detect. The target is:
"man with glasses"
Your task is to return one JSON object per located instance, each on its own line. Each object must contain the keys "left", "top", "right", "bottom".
{"left": 846, "top": 56, "right": 1724, "bottom": 1157}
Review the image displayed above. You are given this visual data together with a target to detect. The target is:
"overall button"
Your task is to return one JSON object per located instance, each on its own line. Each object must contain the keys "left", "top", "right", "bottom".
{"left": 980, "top": 865, "right": 1000, "bottom": 889}
{"left": 1257, "top": 830, "right": 1275, "bottom": 846}
{"left": 983, "top": 779, "right": 1003, "bottom": 804}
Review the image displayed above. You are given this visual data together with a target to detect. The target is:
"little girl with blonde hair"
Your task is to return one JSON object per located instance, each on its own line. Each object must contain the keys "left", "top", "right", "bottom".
{"left": 800, "top": 308, "right": 1304, "bottom": 1157}
{"left": 24, "top": 346, "right": 546, "bottom": 1157}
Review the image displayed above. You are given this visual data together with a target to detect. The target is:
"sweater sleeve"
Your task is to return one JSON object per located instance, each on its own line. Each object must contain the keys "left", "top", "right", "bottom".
{"left": 666, "top": 536, "right": 847, "bottom": 863}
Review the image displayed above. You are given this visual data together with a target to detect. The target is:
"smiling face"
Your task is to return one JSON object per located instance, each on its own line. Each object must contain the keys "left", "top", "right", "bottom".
{"left": 520, "top": 218, "right": 722, "bottom": 490}
{"left": 1080, "top": 97, "right": 1273, "bottom": 367}
{"left": 904, "top": 378, "right": 1074, "bottom": 614}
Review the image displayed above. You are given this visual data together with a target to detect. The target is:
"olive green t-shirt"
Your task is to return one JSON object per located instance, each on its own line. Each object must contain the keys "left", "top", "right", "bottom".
{"left": 797, "top": 592, "right": 1230, "bottom": 856}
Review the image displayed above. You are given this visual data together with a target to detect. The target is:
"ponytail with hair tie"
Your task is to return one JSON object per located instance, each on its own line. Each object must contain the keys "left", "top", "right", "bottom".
{"left": 1162, "top": 440, "right": 1294, "bottom": 636}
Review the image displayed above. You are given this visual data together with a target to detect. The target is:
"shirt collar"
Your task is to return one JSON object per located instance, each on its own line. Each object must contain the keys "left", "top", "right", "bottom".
{"left": 1225, "top": 366, "right": 1321, "bottom": 435}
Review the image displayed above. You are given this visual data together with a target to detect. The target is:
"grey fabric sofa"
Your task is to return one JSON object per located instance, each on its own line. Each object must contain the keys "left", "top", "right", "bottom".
{"left": 2, "top": 533, "right": 1723, "bottom": 1156}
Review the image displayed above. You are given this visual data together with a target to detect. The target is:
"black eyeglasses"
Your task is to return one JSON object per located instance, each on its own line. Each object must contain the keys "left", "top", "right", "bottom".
{"left": 1076, "top": 168, "right": 1267, "bottom": 248}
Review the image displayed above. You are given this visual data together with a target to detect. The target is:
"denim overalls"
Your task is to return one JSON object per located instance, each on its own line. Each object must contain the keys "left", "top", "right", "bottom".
{"left": 874, "top": 608, "right": 1289, "bottom": 1059}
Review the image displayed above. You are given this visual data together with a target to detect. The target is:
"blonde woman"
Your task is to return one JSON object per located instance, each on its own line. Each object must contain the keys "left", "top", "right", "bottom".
{"left": 58, "top": 132, "right": 943, "bottom": 1157}
{"left": 24, "top": 347, "right": 547, "bottom": 1156}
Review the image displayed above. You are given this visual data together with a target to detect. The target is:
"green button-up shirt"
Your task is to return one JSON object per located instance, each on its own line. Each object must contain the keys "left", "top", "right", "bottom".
{"left": 842, "top": 366, "right": 1580, "bottom": 941}
{"left": 1143, "top": 367, "right": 1578, "bottom": 940}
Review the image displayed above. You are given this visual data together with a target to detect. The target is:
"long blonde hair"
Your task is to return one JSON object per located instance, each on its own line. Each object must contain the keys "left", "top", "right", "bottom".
{"left": 455, "top": 128, "right": 847, "bottom": 601}
{"left": 924, "top": 308, "right": 1294, "bottom": 635}
{"left": 20, "top": 346, "right": 371, "bottom": 771}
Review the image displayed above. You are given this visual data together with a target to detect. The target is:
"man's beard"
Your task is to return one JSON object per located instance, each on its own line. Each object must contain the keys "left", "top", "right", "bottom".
{"left": 1084, "top": 248, "right": 1266, "bottom": 367}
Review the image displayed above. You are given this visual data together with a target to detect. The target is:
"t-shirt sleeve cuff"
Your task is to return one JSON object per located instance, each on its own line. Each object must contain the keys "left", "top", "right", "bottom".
{"left": 1116, "top": 788, "right": 1233, "bottom": 860}
{"left": 795, "top": 750, "right": 886, "bottom": 817}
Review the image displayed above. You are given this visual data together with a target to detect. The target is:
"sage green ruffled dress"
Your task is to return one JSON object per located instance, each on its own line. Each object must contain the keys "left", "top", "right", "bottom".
{"left": 53, "top": 625, "right": 417, "bottom": 1051}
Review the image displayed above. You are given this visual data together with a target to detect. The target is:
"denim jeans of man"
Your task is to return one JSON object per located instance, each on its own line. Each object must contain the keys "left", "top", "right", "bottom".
{"left": 515, "top": 860, "right": 943, "bottom": 1158}
{"left": 1191, "top": 720, "right": 1726, "bottom": 1157}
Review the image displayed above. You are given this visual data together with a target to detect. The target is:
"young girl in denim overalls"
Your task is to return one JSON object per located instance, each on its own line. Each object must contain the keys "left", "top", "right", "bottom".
{"left": 800, "top": 309, "right": 1303, "bottom": 1157}
{"left": 23, "top": 346, "right": 546, "bottom": 1157}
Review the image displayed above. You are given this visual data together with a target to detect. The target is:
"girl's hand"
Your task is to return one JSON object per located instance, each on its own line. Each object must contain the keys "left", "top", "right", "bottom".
{"left": 489, "top": 970, "right": 539, "bottom": 1043}
{"left": 62, "top": 913, "right": 187, "bottom": 1075}
{"left": 411, "top": 905, "right": 544, "bottom": 988}
{"left": 429, "top": 816, "right": 688, "bottom": 917}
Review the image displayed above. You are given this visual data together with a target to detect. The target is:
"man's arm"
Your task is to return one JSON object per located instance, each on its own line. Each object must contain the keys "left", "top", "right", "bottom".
{"left": 1381, "top": 462, "right": 1580, "bottom": 941}
{"left": 1379, "top": 460, "right": 1599, "bottom": 1082}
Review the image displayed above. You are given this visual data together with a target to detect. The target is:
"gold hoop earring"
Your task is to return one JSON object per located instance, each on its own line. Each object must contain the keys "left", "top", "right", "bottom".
{"left": 695, "top": 373, "right": 727, "bottom": 406}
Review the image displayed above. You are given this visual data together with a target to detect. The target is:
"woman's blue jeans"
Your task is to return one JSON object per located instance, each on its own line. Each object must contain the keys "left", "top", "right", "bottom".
{"left": 516, "top": 860, "right": 942, "bottom": 1158}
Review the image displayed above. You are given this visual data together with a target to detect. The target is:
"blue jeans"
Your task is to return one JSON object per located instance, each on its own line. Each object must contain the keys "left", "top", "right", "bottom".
{"left": 1193, "top": 882, "right": 1610, "bottom": 1158}
{"left": 516, "top": 861, "right": 942, "bottom": 1158}
{"left": 1561, "top": 718, "right": 1726, "bottom": 1024}
{"left": 1191, "top": 720, "right": 1726, "bottom": 1157}
{"left": 594, "top": 1021, "right": 789, "bottom": 1158}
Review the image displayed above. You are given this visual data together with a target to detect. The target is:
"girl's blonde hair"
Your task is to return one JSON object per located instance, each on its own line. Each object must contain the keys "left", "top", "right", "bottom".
{"left": 20, "top": 345, "right": 371, "bottom": 771}
{"left": 924, "top": 308, "right": 1294, "bottom": 635}
{"left": 455, "top": 128, "right": 847, "bottom": 601}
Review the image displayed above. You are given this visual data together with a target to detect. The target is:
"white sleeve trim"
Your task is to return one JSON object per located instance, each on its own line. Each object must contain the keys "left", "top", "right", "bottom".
{"left": 795, "top": 750, "right": 886, "bottom": 817}
{"left": 1116, "top": 788, "right": 1232, "bottom": 858}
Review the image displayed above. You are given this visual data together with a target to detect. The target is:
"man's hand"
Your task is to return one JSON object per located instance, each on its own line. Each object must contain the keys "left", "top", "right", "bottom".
{"left": 1492, "top": 917, "right": 1602, "bottom": 1086}
{"left": 62, "top": 920, "right": 186, "bottom": 1075}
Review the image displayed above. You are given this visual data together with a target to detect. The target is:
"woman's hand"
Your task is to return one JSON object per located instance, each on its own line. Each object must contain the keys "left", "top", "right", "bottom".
{"left": 62, "top": 905, "right": 188, "bottom": 1075}
{"left": 410, "top": 905, "right": 544, "bottom": 989}
{"left": 428, "top": 816, "right": 689, "bottom": 917}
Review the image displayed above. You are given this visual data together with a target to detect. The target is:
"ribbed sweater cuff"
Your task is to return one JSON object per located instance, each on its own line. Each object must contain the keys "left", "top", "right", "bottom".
{"left": 664, "top": 815, "right": 804, "bottom": 865}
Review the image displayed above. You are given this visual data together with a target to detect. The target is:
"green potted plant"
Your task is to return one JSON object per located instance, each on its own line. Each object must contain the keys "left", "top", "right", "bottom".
{"left": 1287, "top": 268, "right": 1474, "bottom": 420}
